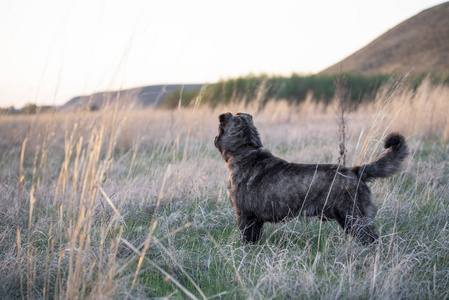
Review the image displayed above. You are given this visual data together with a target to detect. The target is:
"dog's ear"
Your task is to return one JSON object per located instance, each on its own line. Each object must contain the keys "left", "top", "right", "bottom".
{"left": 219, "top": 112, "right": 233, "bottom": 124}
{"left": 236, "top": 112, "right": 253, "bottom": 122}
{"left": 248, "top": 131, "right": 263, "bottom": 148}
{"left": 237, "top": 113, "right": 262, "bottom": 148}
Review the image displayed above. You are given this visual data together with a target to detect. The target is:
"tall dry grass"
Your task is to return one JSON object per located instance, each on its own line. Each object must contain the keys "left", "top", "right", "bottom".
{"left": 0, "top": 79, "right": 448, "bottom": 299}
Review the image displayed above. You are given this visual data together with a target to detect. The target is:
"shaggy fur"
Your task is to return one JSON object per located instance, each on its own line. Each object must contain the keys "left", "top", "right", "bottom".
{"left": 214, "top": 112, "right": 409, "bottom": 245}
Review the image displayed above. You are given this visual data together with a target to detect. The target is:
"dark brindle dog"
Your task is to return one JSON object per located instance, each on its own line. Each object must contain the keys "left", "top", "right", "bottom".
{"left": 214, "top": 112, "right": 408, "bottom": 245}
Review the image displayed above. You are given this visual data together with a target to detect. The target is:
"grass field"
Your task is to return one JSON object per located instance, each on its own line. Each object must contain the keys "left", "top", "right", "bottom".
{"left": 1, "top": 79, "right": 449, "bottom": 299}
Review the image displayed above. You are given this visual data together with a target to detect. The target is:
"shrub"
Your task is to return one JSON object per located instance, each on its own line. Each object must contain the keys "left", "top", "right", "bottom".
{"left": 162, "top": 87, "right": 200, "bottom": 109}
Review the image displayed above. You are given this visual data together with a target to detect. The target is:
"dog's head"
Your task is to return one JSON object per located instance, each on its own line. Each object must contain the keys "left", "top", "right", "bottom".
{"left": 214, "top": 112, "right": 263, "bottom": 162}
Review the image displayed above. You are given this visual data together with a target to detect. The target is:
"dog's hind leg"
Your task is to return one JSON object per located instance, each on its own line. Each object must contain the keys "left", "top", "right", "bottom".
{"left": 334, "top": 208, "right": 378, "bottom": 245}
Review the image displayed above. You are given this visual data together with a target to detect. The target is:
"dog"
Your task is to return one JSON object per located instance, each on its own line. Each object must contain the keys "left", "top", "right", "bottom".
{"left": 214, "top": 112, "right": 408, "bottom": 245}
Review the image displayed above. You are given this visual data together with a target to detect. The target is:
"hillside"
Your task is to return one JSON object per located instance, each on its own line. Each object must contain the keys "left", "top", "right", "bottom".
{"left": 62, "top": 84, "right": 203, "bottom": 110}
{"left": 320, "top": 2, "right": 449, "bottom": 75}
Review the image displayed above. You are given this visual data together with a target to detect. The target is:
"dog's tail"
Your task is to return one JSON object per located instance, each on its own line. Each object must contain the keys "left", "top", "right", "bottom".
{"left": 353, "top": 133, "right": 409, "bottom": 182}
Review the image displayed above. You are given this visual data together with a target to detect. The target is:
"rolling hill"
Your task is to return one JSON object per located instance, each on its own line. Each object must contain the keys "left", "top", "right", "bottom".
{"left": 61, "top": 84, "right": 203, "bottom": 110}
{"left": 320, "top": 2, "right": 449, "bottom": 75}
{"left": 61, "top": 3, "right": 449, "bottom": 110}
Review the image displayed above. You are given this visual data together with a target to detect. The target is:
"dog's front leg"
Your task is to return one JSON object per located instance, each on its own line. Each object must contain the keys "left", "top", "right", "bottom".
{"left": 237, "top": 214, "right": 263, "bottom": 244}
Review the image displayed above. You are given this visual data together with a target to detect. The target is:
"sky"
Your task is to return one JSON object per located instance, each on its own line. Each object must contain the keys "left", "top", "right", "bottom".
{"left": 0, "top": 0, "right": 446, "bottom": 108}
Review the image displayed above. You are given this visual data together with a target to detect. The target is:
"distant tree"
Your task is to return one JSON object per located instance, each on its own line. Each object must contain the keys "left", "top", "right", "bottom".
{"left": 2, "top": 106, "right": 17, "bottom": 114}
{"left": 22, "top": 103, "right": 37, "bottom": 114}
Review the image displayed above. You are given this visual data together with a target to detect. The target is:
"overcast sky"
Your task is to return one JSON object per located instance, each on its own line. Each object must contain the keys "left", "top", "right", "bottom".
{"left": 0, "top": 0, "right": 445, "bottom": 108}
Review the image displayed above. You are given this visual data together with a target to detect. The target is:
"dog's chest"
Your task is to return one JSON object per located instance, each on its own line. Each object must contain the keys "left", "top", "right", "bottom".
{"left": 227, "top": 172, "right": 245, "bottom": 201}
{"left": 226, "top": 174, "right": 232, "bottom": 195}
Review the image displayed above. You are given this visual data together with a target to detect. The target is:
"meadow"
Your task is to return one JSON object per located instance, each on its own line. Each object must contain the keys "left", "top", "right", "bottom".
{"left": 1, "top": 78, "right": 449, "bottom": 299}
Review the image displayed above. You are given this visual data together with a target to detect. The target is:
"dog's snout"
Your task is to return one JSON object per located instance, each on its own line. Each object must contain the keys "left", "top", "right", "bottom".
{"left": 214, "top": 136, "right": 219, "bottom": 148}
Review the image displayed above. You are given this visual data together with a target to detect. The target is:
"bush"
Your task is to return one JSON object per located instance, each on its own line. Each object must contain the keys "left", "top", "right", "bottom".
{"left": 21, "top": 103, "right": 37, "bottom": 114}
{"left": 200, "top": 73, "right": 392, "bottom": 106}
{"left": 163, "top": 87, "right": 200, "bottom": 109}
{"left": 89, "top": 103, "right": 100, "bottom": 111}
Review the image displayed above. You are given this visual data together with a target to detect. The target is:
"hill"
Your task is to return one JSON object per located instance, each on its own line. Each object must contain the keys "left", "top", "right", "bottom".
{"left": 320, "top": 2, "right": 449, "bottom": 75}
{"left": 61, "top": 84, "right": 203, "bottom": 111}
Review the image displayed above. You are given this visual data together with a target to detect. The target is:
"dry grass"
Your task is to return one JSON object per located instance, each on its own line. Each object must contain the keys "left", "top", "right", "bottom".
{"left": 0, "top": 80, "right": 448, "bottom": 299}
